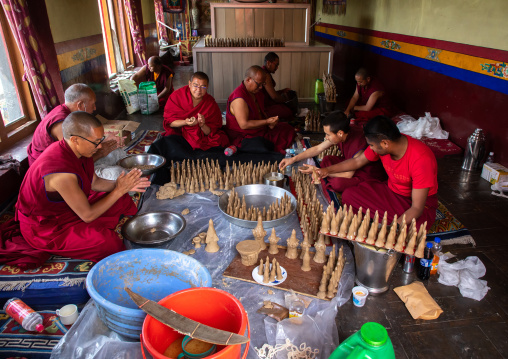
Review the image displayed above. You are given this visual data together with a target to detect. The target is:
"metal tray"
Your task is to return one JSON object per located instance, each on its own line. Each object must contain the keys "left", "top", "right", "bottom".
{"left": 218, "top": 184, "right": 296, "bottom": 229}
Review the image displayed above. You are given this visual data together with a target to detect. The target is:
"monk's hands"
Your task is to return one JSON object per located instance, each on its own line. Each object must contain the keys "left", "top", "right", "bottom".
{"left": 185, "top": 117, "right": 198, "bottom": 127}
{"left": 266, "top": 116, "right": 279, "bottom": 129}
{"left": 197, "top": 113, "right": 206, "bottom": 127}
{"left": 299, "top": 164, "right": 329, "bottom": 179}
{"left": 279, "top": 157, "right": 294, "bottom": 171}
{"left": 115, "top": 169, "right": 151, "bottom": 194}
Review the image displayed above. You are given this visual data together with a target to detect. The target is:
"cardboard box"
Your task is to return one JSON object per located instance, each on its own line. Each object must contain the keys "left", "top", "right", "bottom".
{"left": 481, "top": 162, "right": 508, "bottom": 186}
{"left": 96, "top": 115, "right": 140, "bottom": 146}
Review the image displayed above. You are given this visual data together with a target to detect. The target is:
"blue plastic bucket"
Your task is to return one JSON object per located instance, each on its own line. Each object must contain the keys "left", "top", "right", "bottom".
{"left": 86, "top": 249, "right": 212, "bottom": 338}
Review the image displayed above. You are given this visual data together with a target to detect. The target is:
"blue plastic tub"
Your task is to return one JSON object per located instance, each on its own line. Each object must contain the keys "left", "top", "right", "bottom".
{"left": 86, "top": 249, "right": 212, "bottom": 338}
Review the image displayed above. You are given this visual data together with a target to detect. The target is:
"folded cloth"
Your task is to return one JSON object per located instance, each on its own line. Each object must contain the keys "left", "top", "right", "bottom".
{"left": 393, "top": 281, "right": 443, "bottom": 320}
{"left": 0, "top": 155, "right": 20, "bottom": 174}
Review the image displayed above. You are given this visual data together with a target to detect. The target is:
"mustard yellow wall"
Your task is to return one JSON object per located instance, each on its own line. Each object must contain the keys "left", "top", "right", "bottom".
{"left": 316, "top": 0, "right": 508, "bottom": 51}
{"left": 141, "top": 0, "right": 156, "bottom": 25}
{"left": 45, "top": 0, "right": 102, "bottom": 43}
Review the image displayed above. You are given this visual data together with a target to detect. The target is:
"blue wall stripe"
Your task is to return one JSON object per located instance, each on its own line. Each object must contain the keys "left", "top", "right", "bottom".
{"left": 59, "top": 55, "right": 107, "bottom": 84}
{"left": 316, "top": 31, "right": 508, "bottom": 96}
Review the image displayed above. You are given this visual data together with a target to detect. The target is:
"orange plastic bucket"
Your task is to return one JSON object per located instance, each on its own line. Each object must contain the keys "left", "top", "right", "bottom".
{"left": 141, "top": 288, "right": 250, "bottom": 359}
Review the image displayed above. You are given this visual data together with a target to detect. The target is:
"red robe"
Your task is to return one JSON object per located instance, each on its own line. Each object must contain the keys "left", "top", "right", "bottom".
{"left": 320, "top": 126, "right": 387, "bottom": 192}
{"left": 145, "top": 64, "right": 174, "bottom": 106}
{"left": 355, "top": 78, "right": 394, "bottom": 122}
{"left": 261, "top": 66, "right": 293, "bottom": 121}
{"left": 0, "top": 140, "right": 137, "bottom": 269}
{"left": 162, "top": 86, "right": 229, "bottom": 150}
{"left": 225, "top": 82, "right": 295, "bottom": 154}
{"left": 27, "top": 104, "right": 71, "bottom": 166}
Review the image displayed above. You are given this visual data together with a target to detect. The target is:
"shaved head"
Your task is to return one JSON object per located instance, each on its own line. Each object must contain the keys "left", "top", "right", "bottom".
{"left": 62, "top": 111, "right": 102, "bottom": 140}
{"left": 148, "top": 56, "right": 162, "bottom": 66}
{"left": 244, "top": 65, "right": 264, "bottom": 80}
{"left": 64, "top": 84, "right": 94, "bottom": 105}
{"left": 190, "top": 71, "right": 209, "bottom": 83}
{"left": 355, "top": 68, "right": 370, "bottom": 80}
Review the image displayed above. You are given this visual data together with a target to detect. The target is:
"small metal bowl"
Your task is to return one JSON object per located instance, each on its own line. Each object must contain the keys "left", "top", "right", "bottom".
{"left": 263, "top": 172, "right": 285, "bottom": 188}
{"left": 117, "top": 154, "right": 166, "bottom": 176}
{"left": 121, "top": 212, "right": 186, "bottom": 245}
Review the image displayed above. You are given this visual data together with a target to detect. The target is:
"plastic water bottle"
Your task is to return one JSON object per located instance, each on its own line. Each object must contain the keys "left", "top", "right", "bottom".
{"left": 284, "top": 149, "right": 292, "bottom": 175}
{"left": 3, "top": 298, "right": 44, "bottom": 332}
{"left": 486, "top": 152, "right": 495, "bottom": 163}
{"left": 224, "top": 145, "right": 237, "bottom": 156}
{"left": 430, "top": 238, "right": 443, "bottom": 275}
{"left": 417, "top": 243, "right": 434, "bottom": 281}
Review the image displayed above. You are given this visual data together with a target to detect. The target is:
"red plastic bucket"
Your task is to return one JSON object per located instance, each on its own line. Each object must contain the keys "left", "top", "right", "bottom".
{"left": 141, "top": 288, "right": 250, "bottom": 359}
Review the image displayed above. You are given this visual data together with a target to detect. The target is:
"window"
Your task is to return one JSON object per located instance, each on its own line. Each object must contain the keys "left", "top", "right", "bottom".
{"left": 0, "top": 9, "right": 38, "bottom": 151}
{"left": 98, "top": 0, "right": 135, "bottom": 75}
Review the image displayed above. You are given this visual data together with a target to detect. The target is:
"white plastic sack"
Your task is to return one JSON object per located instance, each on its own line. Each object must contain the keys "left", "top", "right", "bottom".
{"left": 118, "top": 79, "right": 140, "bottom": 114}
{"left": 397, "top": 112, "right": 449, "bottom": 139}
{"left": 437, "top": 256, "right": 490, "bottom": 301}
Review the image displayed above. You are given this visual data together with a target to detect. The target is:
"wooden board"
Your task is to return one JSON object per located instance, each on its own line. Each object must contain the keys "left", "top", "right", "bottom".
{"left": 223, "top": 246, "right": 330, "bottom": 299}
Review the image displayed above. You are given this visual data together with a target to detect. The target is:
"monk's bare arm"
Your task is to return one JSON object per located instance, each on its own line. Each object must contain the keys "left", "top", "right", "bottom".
{"left": 44, "top": 173, "right": 129, "bottom": 223}
{"left": 158, "top": 76, "right": 173, "bottom": 99}
{"left": 230, "top": 98, "right": 269, "bottom": 130}
{"left": 315, "top": 152, "right": 369, "bottom": 178}
{"left": 49, "top": 122, "right": 64, "bottom": 141}
{"left": 354, "top": 91, "right": 383, "bottom": 111}
{"left": 279, "top": 139, "right": 334, "bottom": 171}
{"left": 264, "top": 76, "right": 284, "bottom": 103}
{"left": 399, "top": 188, "right": 429, "bottom": 226}
{"left": 344, "top": 88, "right": 359, "bottom": 116}
{"left": 131, "top": 67, "right": 147, "bottom": 86}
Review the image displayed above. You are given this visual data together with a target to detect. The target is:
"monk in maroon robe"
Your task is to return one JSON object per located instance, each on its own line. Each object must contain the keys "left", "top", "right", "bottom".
{"left": 344, "top": 68, "right": 394, "bottom": 124}
{"left": 283, "top": 111, "right": 386, "bottom": 192}
{"left": 0, "top": 112, "right": 150, "bottom": 269}
{"left": 132, "top": 56, "right": 174, "bottom": 106}
{"left": 27, "top": 83, "right": 117, "bottom": 166}
{"left": 163, "top": 72, "right": 229, "bottom": 150}
{"left": 225, "top": 66, "right": 296, "bottom": 154}
{"left": 261, "top": 52, "right": 294, "bottom": 121}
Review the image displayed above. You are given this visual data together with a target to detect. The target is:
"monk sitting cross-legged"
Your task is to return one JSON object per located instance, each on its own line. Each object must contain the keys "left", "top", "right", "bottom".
{"left": 0, "top": 112, "right": 150, "bottom": 269}
{"left": 225, "top": 65, "right": 296, "bottom": 154}
{"left": 162, "top": 71, "right": 229, "bottom": 151}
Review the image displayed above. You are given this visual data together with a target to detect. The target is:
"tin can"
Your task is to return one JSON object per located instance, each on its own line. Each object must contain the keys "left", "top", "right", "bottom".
{"left": 403, "top": 254, "right": 415, "bottom": 273}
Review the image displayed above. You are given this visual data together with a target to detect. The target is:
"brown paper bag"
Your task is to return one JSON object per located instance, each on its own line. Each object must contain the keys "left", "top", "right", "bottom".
{"left": 394, "top": 281, "right": 443, "bottom": 320}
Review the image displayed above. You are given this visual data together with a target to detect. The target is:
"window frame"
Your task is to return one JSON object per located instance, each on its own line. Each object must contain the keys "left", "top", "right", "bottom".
{"left": 0, "top": 9, "right": 39, "bottom": 152}
{"left": 98, "top": 0, "right": 135, "bottom": 76}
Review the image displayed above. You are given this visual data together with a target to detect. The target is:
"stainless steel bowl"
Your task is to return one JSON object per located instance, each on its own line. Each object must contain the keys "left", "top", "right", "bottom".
{"left": 218, "top": 184, "right": 296, "bottom": 229}
{"left": 117, "top": 154, "right": 166, "bottom": 176}
{"left": 121, "top": 212, "right": 186, "bottom": 245}
{"left": 263, "top": 172, "right": 285, "bottom": 188}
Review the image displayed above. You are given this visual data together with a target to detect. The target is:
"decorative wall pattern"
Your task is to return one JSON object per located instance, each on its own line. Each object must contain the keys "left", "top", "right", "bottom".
{"left": 315, "top": 24, "right": 508, "bottom": 95}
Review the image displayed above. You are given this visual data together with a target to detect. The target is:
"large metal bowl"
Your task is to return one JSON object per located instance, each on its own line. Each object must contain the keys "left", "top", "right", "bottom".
{"left": 117, "top": 153, "right": 166, "bottom": 176}
{"left": 218, "top": 184, "right": 296, "bottom": 229}
{"left": 121, "top": 212, "right": 186, "bottom": 245}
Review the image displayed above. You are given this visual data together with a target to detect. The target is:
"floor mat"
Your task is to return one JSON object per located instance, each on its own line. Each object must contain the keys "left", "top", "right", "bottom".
{"left": 302, "top": 139, "right": 475, "bottom": 247}
{"left": 124, "top": 130, "right": 162, "bottom": 154}
{"left": 0, "top": 309, "right": 70, "bottom": 359}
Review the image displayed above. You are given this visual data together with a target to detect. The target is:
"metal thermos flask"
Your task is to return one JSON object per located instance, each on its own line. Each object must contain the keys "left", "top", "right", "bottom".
{"left": 461, "top": 128, "right": 486, "bottom": 171}
{"left": 403, "top": 254, "right": 415, "bottom": 273}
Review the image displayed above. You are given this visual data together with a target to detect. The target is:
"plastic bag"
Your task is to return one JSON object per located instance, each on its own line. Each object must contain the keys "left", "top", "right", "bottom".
{"left": 396, "top": 112, "right": 449, "bottom": 139}
{"left": 118, "top": 79, "right": 140, "bottom": 114}
{"left": 138, "top": 81, "right": 159, "bottom": 115}
{"left": 437, "top": 256, "right": 490, "bottom": 301}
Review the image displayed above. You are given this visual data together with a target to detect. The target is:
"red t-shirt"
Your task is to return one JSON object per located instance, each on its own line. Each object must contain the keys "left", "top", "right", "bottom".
{"left": 364, "top": 135, "right": 438, "bottom": 197}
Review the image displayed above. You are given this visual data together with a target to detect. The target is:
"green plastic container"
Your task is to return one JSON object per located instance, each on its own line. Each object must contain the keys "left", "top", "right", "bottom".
{"left": 315, "top": 79, "right": 324, "bottom": 103}
{"left": 329, "top": 322, "right": 395, "bottom": 359}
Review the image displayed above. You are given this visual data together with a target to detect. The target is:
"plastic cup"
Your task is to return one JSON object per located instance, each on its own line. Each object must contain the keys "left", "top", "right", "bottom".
{"left": 352, "top": 286, "right": 369, "bottom": 307}
{"left": 56, "top": 304, "right": 79, "bottom": 325}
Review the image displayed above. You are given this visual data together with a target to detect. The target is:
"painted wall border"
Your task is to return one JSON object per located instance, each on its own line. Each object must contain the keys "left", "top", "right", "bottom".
{"left": 316, "top": 24, "right": 508, "bottom": 95}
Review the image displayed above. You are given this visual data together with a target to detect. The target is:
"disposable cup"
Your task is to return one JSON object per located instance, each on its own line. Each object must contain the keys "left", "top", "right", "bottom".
{"left": 56, "top": 304, "right": 79, "bottom": 325}
{"left": 352, "top": 286, "right": 369, "bottom": 307}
